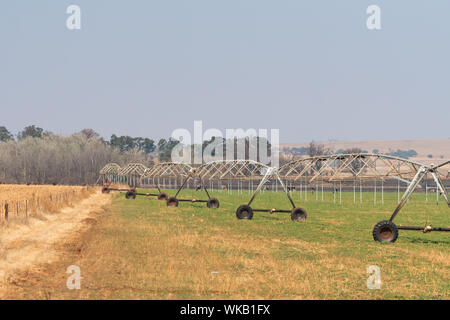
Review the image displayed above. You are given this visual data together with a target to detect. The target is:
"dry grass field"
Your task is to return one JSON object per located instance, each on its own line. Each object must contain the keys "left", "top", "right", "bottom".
{"left": 1, "top": 188, "right": 448, "bottom": 300}
{"left": 0, "top": 185, "right": 89, "bottom": 202}
{"left": 0, "top": 185, "right": 93, "bottom": 226}
{"left": 0, "top": 189, "right": 111, "bottom": 298}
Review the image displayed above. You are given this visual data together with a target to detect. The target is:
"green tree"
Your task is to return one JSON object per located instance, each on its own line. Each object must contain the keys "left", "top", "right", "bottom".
{"left": 110, "top": 135, "right": 155, "bottom": 154}
{"left": 137, "top": 138, "right": 155, "bottom": 154}
{"left": 110, "top": 134, "right": 135, "bottom": 152}
{"left": 158, "top": 138, "right": 179, "bottom": 162}
{"left": 18, "top": 125, "right": 44, "bottom": 140}
{"left": 0, "top": 126, "right": 13, "bottom": 142}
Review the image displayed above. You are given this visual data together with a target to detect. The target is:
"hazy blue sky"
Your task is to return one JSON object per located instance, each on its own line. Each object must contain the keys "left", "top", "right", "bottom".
{"left": 0, "top": 1, "right": 449, "bottom": 143}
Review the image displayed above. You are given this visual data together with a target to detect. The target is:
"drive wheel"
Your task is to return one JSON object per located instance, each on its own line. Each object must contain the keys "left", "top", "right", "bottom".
{"left": 291, "top": 207, "right": 307, "bottom": 221}
{"left": 373, "top": 220, "right": 398, "bottom": 243}
{"left": 125, "top": 191, "right": 136, "bottom": 199}
{"left": 167, "top": 197, "right": 179, "bottom": 207}
{"left": 236, "top": 205, "right": 253, "bottom": 220}
{"left": 101, "top": 187, "right": 110, "bottom": 194}
{"left": 206, "top": 198, "right": 220, "bottom": 209}
{"left": 157, "top": 193, "right": 168, "bottom": 201}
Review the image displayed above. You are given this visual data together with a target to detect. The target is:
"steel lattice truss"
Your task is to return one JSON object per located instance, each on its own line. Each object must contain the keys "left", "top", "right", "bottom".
{"left": 278, "top": 153, "right": 428, "bottom": 183}
{"left": 98, "top": 155, "right": 449, "bottom": 186}
{"left": 429, "top": 160, "right": 450, "bottom": 200}
{"left": 99, "top": 163, "right": 121, "bottom": 175}
{"left": 142, "top": 162, "right": 193, "bottom": 179}
{"left": 118, "top": 163, "right": 148, "bottom": 176}
{"left": 95, "top": 158, "right": 449, "bottom": 241}
{"left": 195, "top": 160, "right": 272, "bottom": 180}
{"left": 434, "top": 160, "right": 450, "bottom": 180}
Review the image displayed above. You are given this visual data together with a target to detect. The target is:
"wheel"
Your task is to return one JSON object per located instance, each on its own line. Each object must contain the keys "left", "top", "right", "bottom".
{"left": 125, "top": 191, "right": 136, "bottom": 199}
{"left": 206, "top": 198, "right": 220, "bottom": 209}
{"left": 236, "top": 205, "right": 253, "bottom": 220}
{"left": 157, "top": 193, "right": 168, "bottom": 201}
{"left": 291, "top": 207, "right": 307, "bottom": 221}
{"left": 101, "top": 187, "right": 110, "bottom": 194}
{"left": 373, "top": 220, "right": 399, "bottom": 243}
{"left": 166, "top": 197, "right": 179, "bottom": 207}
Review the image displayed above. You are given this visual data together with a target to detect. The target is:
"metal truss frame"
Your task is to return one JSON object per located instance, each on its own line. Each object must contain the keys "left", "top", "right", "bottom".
{"left": 97, "top": 155, "right": 448, "bottom": 240}
{"left": 278, "top": 153, "right": 425, "bottom": 183}
{"left": 141, "top": 162, "right": 217, "bottom": 208}
{"left": 118, "top": 163, "right": 148, "bottom": 177}
{"left": 371, "top": 160, "right": 450, "bottom": 242}
{"left": 193, "top": 160, "right": 304, "bottom": 220}
{"left": 195, "top": 160, "right": 271, "bottom": 181}
{"left": 98, "top": 163, "right": 122, "bottom": 184}
{"left": 279, "top": 154, "right": 449, "bottom": 241}
{"left": 142, "top": 162, "right": 193, "bottom": 179}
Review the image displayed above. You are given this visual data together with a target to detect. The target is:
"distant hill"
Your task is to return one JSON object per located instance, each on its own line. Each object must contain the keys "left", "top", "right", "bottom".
{"left": 281, "top": 138, "right": 450, "bottom": 164}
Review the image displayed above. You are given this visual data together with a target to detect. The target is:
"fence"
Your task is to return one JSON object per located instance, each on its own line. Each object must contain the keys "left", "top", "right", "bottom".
{"left": 0, "top": 187, "right": 93, "bottom": 225}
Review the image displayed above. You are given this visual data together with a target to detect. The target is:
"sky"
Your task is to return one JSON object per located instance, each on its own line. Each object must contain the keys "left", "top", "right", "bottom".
{"left": 0, "top": 1, "right": 449, "bottom": 143}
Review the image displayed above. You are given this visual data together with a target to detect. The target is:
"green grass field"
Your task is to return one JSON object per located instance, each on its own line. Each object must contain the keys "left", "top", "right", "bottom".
{"left": 7, "top": 188, "right": 449, "bottom": 299}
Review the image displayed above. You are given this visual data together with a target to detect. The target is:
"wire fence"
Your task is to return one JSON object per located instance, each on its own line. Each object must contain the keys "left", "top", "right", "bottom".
{"left": 0, "top": 187, "right": 93, "bottom": 225}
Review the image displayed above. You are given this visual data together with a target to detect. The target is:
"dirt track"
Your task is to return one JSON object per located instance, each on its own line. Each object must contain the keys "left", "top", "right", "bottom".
{"left": 0, "top": 191, "right": 111, "bottom": 297}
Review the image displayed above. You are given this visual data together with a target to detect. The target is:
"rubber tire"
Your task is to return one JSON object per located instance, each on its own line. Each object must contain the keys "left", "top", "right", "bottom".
{"left": 167, "top": 197, "right": 179, "bottom": 207}
{"left": 236, "top": 205, "right": 253, "bottom": 220}
{"left": 291, "top": 207, "right": 307, "bottom": 221}
{"left": 125, "top": 191, "right": 136, "bottom": 199}
{"left": 101, "top": 187, "right": 110, "bottom": 194}
{"left": 373, "top": 220, "right": 399, "bottom": 243}
{"left": 206, "top": 198, "right": 220, "bottom": 209}
{"left": 157, "top": 193, "right": 168, "bottom": 201}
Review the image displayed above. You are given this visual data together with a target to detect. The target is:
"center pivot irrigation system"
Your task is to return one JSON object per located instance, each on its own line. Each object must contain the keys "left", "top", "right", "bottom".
{"left": 98, "top": 154, "right": 449, "bottom": 243}
{"left": 371, "top": 161, "right": 450, "bottom": 243}
{"left": 277, "top": 154, "right": 450, "bottom": 242}
{"left": 142, "top": 162, "right": 220, "bottom": 208}
{"left": 99, "top": 163, "right": 168, "bottom": 200}
{"left": 194, "top": 160, "right": 306, "bottom": 220}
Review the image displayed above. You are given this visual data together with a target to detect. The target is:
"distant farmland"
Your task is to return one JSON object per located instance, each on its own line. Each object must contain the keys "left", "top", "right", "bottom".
{"left": 281, "top": 138, "right": 450, "bottom": 163}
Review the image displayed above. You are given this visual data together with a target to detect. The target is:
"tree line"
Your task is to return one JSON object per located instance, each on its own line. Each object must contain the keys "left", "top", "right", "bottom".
{"left": 0, "top": 125, "right": 275, "bottom": 185}
{"left": 0, "top": 125, "right": 180, "bottom": 185}
{"left": 0, "top": 125, "right": 338, "bottom": 185}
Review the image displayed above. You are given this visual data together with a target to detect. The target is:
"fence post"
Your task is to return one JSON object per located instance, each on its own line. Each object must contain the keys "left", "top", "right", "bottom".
{"left": 5, "top": 202, "right": 8, "bottom": 221}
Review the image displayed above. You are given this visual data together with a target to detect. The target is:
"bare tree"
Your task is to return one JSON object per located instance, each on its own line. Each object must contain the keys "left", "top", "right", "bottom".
{"left": 340, "top": 147, "right": 364, "bottom": 173}
{"left": 307, "top": 141, "right": 332, "bottom": 157}
{"left": 79, "top": 128, "right": 100, "bottom": 139}
{"left": 0, "top": 134, "right": 154, "bottom": 185}
{"left": 307, "top": 141, "right": 333, "bottom": 172}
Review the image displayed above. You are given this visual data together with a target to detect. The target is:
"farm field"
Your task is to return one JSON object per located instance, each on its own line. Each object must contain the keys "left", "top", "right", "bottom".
{"left": 1, "top": 187, "right": 448, "bottom": 300}
{"left": 0, "top": 188, "right": 111, "bottom": 298}
{"left": 0, "top": 185, "right": 92, "bottom": 226}
{"left": 0, "top": 184, "right": 89, "bottom": 202}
